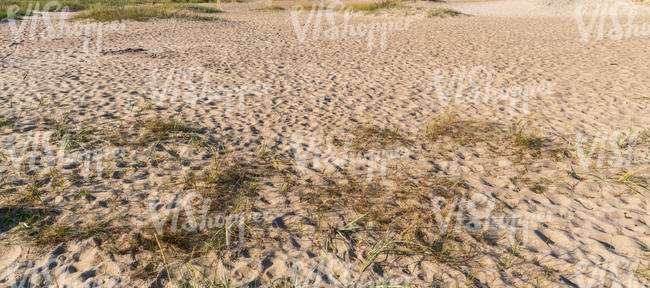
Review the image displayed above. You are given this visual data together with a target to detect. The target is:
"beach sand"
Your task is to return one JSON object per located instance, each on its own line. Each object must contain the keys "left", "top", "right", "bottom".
{"left": 0, "top": 0, "right": 649, "bottom": 287}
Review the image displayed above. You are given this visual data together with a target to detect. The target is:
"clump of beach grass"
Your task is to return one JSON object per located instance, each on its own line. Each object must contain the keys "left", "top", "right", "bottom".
{"left": 426, "top": 7, "right": 460, "bottom": 18}
{"left": 508, "top": 120, "right": 544, "bottom": 149}
{"left": 1, "top": 0, "right": 218, "bottom": 21}
{"left": 72, "top": 4, "right": 223, "bottom": 22}
{"left": 186, "top": 4, "right": 224, "bottom": 14}
{"left": 341, "top": 0, "right": 409, "bottom": 13}
{"left": 1, "top": 0, "right": 87, "bottom": 20}
{"left": 0, "top": 117, "right": 15, "bottom": 128}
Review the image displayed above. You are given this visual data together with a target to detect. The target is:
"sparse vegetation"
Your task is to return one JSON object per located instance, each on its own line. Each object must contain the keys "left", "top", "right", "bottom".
{"left": 0, "top": 109, "right": 615, "bottom": 286}
{"left": 146, "top": 117, "right": 190, "bottom": 135}
{"left": 187, "top": 4, "right": 224, "bottom": 14}
{"left": 1, "top": 1, "right": 223, "bottom": 22}
{"left": 426, "top": 7, "right": 460, "bottom": 18}
{"left": 0, "top": 117, "right": 15, "bottom": 128}
{"left": 297, "top": 166, "right": 477, "bottom": 273}
{"left": 1, "top": 0, "right": 86, "bottom": 21}
{"left": 73, "top": 5, "right": 183, "bottom": 22}
{"left": 46, "top": 113, "right": 96, "bottom": 150}
{"left": 253, "top": 5, "right": 286, "bottom": 11}
{"left": 609, "top": 166, "right": 649, "bottom": 195}
{"left": 348, "top": 124, "right": 411, "bottom": 151}
{"left": 341, "top": 0, "right": 409, "bottom": 13}
{"left": 509, "top": 120, "right": 544, "bottom": 149}
{"left": 614, "top": 129, "right": 649, "bottom": 149}
{"left": 32, "top": 219, "right": 119, "bottom": 246}
{"left": 501, "top": 237, "right": 522, "bottom": 269}
{"left": 0, "top": 206, "right": 47, "bottom": 233}
{"left": 73, "top": 4, "right": 224, "bottom": 22}
{"left": 530, "top": 183, "right": 546, "bottom": 194}
{"left": 424, "top": 114, "right": 501, "bottom": 146}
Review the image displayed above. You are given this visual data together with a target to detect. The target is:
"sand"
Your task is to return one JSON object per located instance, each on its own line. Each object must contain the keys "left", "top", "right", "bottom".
{"left": 0, "top": 0, "right": 649, "bottom": 287}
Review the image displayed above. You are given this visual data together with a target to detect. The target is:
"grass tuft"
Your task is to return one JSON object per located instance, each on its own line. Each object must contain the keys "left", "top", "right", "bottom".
{"left": 530, "top": 183, "right": 546, "bottom": 194}
{"left": 46, "top": 113, "right": 96, "bottom": 150}
{"left": 509, "top": 120, "right": 544, "bottom": 149}
{"left": 0, "top": 117, "right": 15, "bottom": 128}
{"left": 426, "top": 7, "right": 460, "bottom": 18}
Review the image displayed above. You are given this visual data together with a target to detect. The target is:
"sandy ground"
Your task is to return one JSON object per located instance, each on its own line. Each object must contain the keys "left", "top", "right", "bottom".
{"left": 0, "top": 0, "right": 649, "bottom": 287}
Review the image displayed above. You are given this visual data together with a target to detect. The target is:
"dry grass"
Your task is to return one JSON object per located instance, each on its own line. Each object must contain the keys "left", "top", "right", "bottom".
{"left": 348, "top": 124, "right": 411, "bottom": 152}
{"left": 423, "top": 115, "right": 560, "bottom": 162}
{"left": 199, "top": 159, "right": 266, "bottom": 212}
{"left": 32, "top": 219, "right": 121, "bottom": 246}
{"left": 424, "top": 114, "right": 501, "bottom": 146}
{"left": 297, "top": 171, "right": 479, "bottom": 274}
